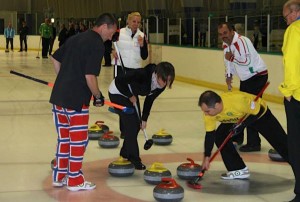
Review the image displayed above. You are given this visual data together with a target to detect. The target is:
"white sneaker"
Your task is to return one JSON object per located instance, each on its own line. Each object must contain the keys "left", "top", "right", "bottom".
{"left": 67, "top": 181, "right": 96, "bottom": 191}
{"left": 221, "top": 167, "right": 250, "bottom": 180}
{"left": 52, "top": 176, "right": 68, "bottom": 187}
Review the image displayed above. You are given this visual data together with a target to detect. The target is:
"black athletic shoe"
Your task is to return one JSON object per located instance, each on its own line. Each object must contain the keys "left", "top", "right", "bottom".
{"left": 132, "top": 161, "right": 146, "bottom": 170}
{"left": 239, "top": 144, "right": 261, "bottom": 152}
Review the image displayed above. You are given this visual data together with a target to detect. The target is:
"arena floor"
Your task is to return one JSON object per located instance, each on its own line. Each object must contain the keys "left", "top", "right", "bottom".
{"left": 0, "top": 51, "right": 294, "bottom": 202}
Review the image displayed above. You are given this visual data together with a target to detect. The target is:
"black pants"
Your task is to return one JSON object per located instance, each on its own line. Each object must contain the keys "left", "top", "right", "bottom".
{"left": 114, "top": 65, "right": 136, "bottom": 134}
{"left": 49, "top": 37, "right": 56, "bottom": 55}
{"left": 109, "top": 92, "right": 142, "bottom": 163}
{"left": 284, "top": 97, "right": 300, "bottom": 196}
{"left": 6, "top": 38, "right": 13, "bottom": 50}
{"left": 200, "top": 32, "right": 206, "bottom": 47}
{"left": 20, "top": 36, "right": 27, "bottom": 51}
{"left": 233, "top": 74, "right": 268, "bottom": 146}
{"left": 42, "top": 37, "right": 51, "bottom": 57}
{"left": 217, "top": 108, "right": 288, "bottom": 171}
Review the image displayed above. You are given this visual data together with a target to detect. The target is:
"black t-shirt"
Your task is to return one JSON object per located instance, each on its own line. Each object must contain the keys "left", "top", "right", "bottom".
{"left": 50, "top": 30, "right": 104, "bottom": 111}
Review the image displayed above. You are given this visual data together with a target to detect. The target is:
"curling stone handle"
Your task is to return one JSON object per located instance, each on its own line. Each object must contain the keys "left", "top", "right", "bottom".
{"left": 152, "top": 162, "right": 163, "bottom": 169}
{"left": 104, "top": 131, "right": 114, "bottom": 135}
{"left": 187, "top": 158, "right": 195, "bottom": 165}
{"left": 95, "top": 120, "right": 104, "bottom": 124}
{"left": 161, "top": 178, "right": 173, "bottom": 183}
{"left": 161, "top": 178, "right": 177, "bottom": 186}
{"left": 157, "top": 128, "right": 166, "bottom": 134}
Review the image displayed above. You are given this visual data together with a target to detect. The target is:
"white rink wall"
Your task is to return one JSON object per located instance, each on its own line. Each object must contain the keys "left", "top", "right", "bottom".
{"left": 0, "top": 35, "right": 283, "bottom": 103}
{"left": 0, "top": 35, "right": 59, "bottom": 51}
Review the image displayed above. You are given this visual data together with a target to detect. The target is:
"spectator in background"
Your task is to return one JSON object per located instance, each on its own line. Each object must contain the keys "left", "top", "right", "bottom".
{"left": 252, "top": 25, "right": 260, "bottom": 50}
{"left": 79, "top": 22, "right": 87, "bottom": 32}
{"left": 199, "top": 22, "right": 207, "bottom": 47}
{"left": 49, "top": 23, "right": 57, "bottom": 55}
{"left": 4, "top": 22, "right": 15, "bottom": 52}
{"left": 58, "top": 23, "right": 68, "bottom": 47}
{"left": 67, "top": 22, "right": 76, "bottom": 38}
{"left": 19, "top": 21, "right": 29, "bottom": 52}
{"left": 39, "top": 18, "right": 53, "bottom": 58}
{"left": 75, "top": 23, "right": 80, "bottom": 34}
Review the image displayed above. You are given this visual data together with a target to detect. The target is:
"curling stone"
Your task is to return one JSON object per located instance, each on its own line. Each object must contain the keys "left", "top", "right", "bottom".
{"left": 177, "top": 158, "right": 202, "bottom": 180}
{"left": 98, "top": 131, "right": 120, "bottom": 148}
{"left": 88, "top": 124, "right": 104, "bottom": 140}
{"left": 95, "top": 121, "right": 109, "bottom": 133}
{"left": 108, "top": 157, "right": 135, "bottom": 177}
{"left": 51, "top": 158, "right": 56, "bottom": 170}
{"left": 88, "top": 121, "right": 110, "bottom": 140}
{"left": 152, "top": 129, "right": 173, "bottom": 145}
{"left": 153, "top": 178, "right": 184, "bottom": 202}
{"left": 144, "top": 162, "right": 172, "bottom": 185}
{"left": 268, "top": 148, "right": 285, "bottom": 162}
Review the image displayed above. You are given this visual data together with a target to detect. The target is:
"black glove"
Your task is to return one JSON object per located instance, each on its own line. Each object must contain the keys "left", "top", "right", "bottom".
{"left": 93, "top": 92, "right": 105, "bottom": 107}
{"left": 230, "top": 105, "right": 266, "bottom": 136}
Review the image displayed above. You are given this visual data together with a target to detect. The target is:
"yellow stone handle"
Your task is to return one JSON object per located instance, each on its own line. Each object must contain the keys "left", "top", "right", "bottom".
{"left": 156, "top": 129, "right": 168, "bottom": 135}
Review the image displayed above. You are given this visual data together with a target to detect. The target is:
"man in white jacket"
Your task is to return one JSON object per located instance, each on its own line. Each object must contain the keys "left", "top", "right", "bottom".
{"left": 218, "top": 22, "right": 268, "bottom": 152}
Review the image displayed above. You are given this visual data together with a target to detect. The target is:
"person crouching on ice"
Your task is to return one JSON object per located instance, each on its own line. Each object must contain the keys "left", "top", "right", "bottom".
{"left": 199, "top": 90, "right": 289, "bottom": 179}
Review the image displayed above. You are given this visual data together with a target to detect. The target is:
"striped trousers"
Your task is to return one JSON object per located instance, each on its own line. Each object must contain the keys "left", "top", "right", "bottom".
{"left": 52, "top": 105, "right": 89, "bottom": 186}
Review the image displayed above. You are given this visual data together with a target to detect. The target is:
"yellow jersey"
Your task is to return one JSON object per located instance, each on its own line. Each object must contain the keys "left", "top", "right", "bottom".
{"left": 279, "top": 20, "right": 300, "bottom": 101}
{"left": 204, "top": 91, "right": 267, "bottom": 132}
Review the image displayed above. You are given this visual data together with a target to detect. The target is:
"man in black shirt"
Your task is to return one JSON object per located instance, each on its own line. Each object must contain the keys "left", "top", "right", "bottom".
{"left": 50, "top": 13, "right": 117, "bottom": 192}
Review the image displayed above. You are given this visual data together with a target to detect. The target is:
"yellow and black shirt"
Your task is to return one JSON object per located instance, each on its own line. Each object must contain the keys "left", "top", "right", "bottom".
{"left": 204, "top": 91, "right": 267, "bottom": 132}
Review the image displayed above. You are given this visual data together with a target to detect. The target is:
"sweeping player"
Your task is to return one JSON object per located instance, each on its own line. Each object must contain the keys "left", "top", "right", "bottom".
{"left": 199, "top": 90, "right": 289, "bottom": 179}
{"left": 108, "top": 62, "right": 175, "bottom": 170}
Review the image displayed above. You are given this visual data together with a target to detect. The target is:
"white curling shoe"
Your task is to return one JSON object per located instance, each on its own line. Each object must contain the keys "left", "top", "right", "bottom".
{"left": 67, "top": 181, "right": 96, "bottom": 191}
{"left": 52, "top": 176, "right": 68, "bottom": 187}
{"left": 221, "top": 167, "right": 250, "bottom": 180}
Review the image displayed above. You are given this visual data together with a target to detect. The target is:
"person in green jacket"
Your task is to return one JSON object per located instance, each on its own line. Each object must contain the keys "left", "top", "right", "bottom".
{"left": 39, "top": 18, "right": 53, "bottom": 58}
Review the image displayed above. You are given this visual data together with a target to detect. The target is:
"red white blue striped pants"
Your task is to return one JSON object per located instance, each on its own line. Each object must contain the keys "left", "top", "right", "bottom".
{"left": 52, "top": 105, "right": 89, "bottom": 186}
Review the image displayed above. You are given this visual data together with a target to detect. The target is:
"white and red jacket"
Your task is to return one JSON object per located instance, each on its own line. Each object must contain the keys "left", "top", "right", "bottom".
{"left": 223, "top": 32, "right": 267, "bottom": 81}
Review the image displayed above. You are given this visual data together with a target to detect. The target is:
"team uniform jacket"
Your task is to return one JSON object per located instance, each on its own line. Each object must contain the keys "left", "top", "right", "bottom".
{"left": 279, "top": 19, "right": 300, "bottom": 101}
{"left": 223, "top": 32, "right": 267, "bottom": 81}
{"left": 109, "top": 64, "right": 165, "bottom": 121}
{"left": 204, "top": 91, "right": 267, "bottom": 132}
